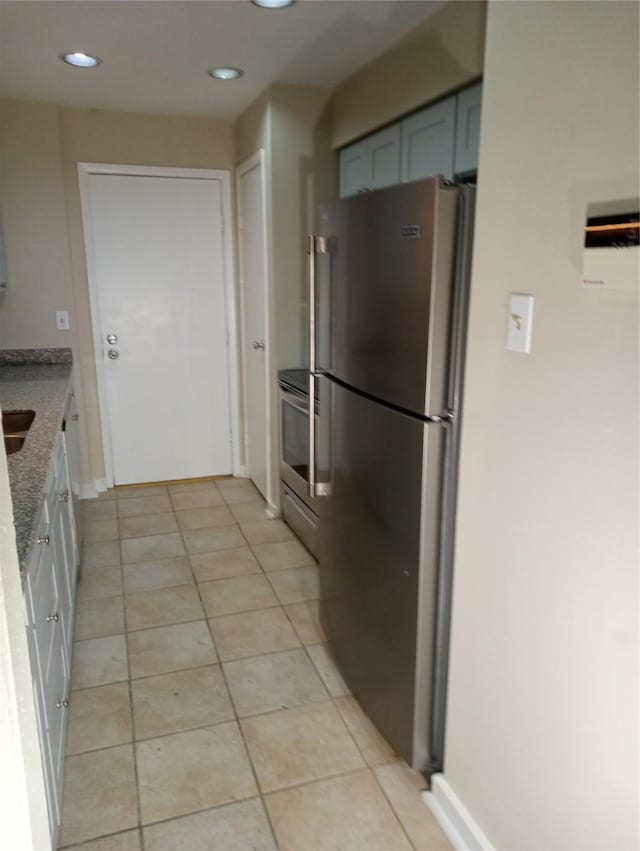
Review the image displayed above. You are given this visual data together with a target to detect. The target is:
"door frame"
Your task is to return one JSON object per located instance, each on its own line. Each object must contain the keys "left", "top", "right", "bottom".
{"left": 235, "top": 150, "right": 276, "bottom": 508}
{"left": 77, "top": 162, "right": 242, "bottom": 487}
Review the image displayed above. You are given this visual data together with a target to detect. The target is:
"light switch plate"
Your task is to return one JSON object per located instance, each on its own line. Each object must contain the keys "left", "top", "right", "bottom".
{"left": 56, "top": 310, "right": 70, "bottom": 331}
{"left": 506, "top": 293, "right": 534, "bottom": 354}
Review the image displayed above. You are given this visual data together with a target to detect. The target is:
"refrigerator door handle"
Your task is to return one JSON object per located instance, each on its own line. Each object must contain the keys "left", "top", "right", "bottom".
{"left": 308, "top": 234, "right": 331, "bottom": 499}
{"left": 308, "top": 234, "right": 317, "bottom": 499}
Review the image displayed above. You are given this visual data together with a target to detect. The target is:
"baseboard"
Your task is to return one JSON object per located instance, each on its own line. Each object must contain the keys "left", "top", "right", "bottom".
{"left": 265, "top": 501, "right": 279, "bottom": 518}
{"left": 423, "top": 774, "right": 494, "bottom": 851}
{"left": 79, "top": 478, "right": 108, "bottom": 500}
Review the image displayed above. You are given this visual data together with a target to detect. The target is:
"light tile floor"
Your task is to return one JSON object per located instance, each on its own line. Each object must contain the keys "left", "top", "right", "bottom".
{"left": 59, "top": 478, "right": 452, "bottom": 851}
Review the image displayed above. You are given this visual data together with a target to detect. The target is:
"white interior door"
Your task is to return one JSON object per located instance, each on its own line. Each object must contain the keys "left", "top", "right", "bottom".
{"left": 237, "top": 155, "right": 269, "bottom": 498}
{"left": 86, "top": 173, "right": 231, "bottom": 485}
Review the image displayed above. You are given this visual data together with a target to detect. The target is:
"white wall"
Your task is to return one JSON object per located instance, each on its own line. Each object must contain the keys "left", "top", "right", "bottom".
{"left": 443, "top": 2, "right": 639, "bottom": 849}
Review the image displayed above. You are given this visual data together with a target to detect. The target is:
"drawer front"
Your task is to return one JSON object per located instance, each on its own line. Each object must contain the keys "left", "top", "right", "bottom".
{"left": 281, "top": 484, "right": 318, "bottom": 559}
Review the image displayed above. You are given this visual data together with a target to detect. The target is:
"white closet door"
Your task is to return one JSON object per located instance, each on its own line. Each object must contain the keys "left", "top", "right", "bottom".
{"left": 238, "top": 156, "right": 269, "bottom": 498}
{"left": 86, "top": 173, "right": 231, "bottom": 485}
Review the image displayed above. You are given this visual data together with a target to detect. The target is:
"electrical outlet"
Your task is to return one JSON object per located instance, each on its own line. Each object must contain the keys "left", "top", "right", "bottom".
{"left": 56, "top": 310, "right": 70, "bottom": 331}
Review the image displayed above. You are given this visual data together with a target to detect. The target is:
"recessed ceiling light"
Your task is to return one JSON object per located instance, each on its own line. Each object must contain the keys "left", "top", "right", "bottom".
{"left": 61, "top": 52, "right": 101, "bottom": 68}
{"left": 208, "top": 67, "right": 244, "bottom": 81}
{"left": 251, "top": 0, "right": 295, "bottom": 8}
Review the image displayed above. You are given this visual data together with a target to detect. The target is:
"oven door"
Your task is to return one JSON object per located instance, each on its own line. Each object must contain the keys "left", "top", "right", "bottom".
{"left": 280, "top": 386, "right": 318, "bottom": 513}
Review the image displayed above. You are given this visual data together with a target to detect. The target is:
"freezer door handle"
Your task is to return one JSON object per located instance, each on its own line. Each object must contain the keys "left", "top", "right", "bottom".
{"left": 308, "top": 236, "right": 331, "bottom": 499}
{"left": 308, "top": 235, "right": 317, "bottom": 498}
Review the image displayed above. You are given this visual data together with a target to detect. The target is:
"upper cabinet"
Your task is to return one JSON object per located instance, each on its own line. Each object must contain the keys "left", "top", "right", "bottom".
{"left": 369, "top": 125, "right": 401, "bottom": 190}
{"left": 339, "top": 82, "right": 482, "bottom": 197}
{"left": 454, "top": 82, "right": 483, "bottom": 177}
{"left": 339, "top": 139, "right": 369, "bottom": 198}
{"left": 339, "top": 124, "right": 401, "bottom": 197}
{"left": 400, "top": 97, "right": 456, "bottom": 183}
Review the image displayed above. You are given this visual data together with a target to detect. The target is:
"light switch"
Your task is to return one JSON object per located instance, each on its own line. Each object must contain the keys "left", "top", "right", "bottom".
{"left": 506, "top": 293, "right": 534, "bottom": 354}
{"left": 56, "top": 310, "right": 70, "bottom": 331}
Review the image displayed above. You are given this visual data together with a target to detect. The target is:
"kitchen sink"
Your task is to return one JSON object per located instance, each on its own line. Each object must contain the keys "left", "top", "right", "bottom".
{"left": 3, "top": 409, "right": 35, "bottom": 455}
{"left": 3, "top": 410, "right": 36, "bottom": 433}
{"left": 4, "top": 435, "right": 26, "bottom": 455}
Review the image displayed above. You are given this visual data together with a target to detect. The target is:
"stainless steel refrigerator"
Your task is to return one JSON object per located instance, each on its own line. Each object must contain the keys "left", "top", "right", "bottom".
{"left": 307, "top": 176, "right": 475, "bottom": 774}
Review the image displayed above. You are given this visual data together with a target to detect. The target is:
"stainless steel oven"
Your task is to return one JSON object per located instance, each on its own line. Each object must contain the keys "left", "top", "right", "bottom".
{"left": 279, "top": 369, "right": 319, "bottom": 557}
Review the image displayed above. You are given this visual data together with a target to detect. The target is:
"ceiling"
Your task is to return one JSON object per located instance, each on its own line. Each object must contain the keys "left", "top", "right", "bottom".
{"left": 0, "top": 0, "right": 442, "bottom": 119}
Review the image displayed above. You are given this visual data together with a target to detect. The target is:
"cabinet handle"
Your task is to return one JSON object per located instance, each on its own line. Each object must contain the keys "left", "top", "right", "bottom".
{"left": 58, "top": 489, "right": 70, "bottom": 503}
{"left": 37, "top": 535, "right": 50, "bottom": 545}
{"left": 56, "top": 699, "right": 69, "bottom": 709}
{"left": 45, "top": 612, "right": 59, "bottom": 622}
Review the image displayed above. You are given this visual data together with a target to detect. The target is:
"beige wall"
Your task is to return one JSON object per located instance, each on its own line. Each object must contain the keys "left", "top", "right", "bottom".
{"left": 329, "top": 0, "right": 486, "bottom": 149}
{"left": 234, "top": 83, "right": 333, "bottom": 508}
{"left": 59, "top": 107, "right": 234, "bottom": 484}
{"left": 444, "top": 2, "right": 639, "bottom": 848}
{"left": 0, "top": 100, "right": 74, "bottom": 349}
{"left": 0, "top": 100, "right": 235, "bottom": 484}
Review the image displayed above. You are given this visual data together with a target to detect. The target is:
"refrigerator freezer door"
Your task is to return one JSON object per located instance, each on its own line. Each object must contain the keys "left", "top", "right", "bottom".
{"left": 319, "top": 380, "right": 444, "bottom": 769}
{"left": 317, "top": 178, "right": 458, "bottom": 417}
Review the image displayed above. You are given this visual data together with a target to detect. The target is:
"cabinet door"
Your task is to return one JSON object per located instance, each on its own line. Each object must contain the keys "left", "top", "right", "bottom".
{"left": 339, "top": 139, "right": 369, "bottom": 197}
{"left": 44, "top": 619, "right": 68, "bottom": 838}
{"left": 29, "top": 653, "right": 60, "bottom": 836}
{"left": 31, "top": 547, "right": 59, "bottom": 717}
{"left": 455, "top": 82, "right": 482, "bottom": 176}
{"left": 368, "top": 125, "right": 401, "bottom": 190}
{"left": 400, "top": 97, "right": 456, "bottom": 182}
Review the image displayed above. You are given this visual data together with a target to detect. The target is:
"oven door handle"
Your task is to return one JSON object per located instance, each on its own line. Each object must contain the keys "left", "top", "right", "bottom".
{"left": 282, "top": 394, "right": 309, "bottom": 417}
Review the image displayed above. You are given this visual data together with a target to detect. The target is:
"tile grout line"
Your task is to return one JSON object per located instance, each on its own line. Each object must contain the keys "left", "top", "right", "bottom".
{"left": 57, "top": 794, "right": 269, "bottom": 849}
{"left": 274, "top": 554, "right": 423, "bottom": 851}
{"left": 71, "top": 484, "right": 336, "bottom": 849}
{"left": 119, "top": 557, "right": 145, "bottom": 851}
{"left": 178, "top": 513, "right": 282, "bottom": 851}
{"left": 369, "top": 763, "right": 423, "bottom": 851}
{"left": 276, "top": 588, "right": 420, "bottom": 850}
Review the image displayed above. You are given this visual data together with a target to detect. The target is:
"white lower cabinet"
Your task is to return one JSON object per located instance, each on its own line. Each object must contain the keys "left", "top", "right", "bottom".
{"left": 23, "top": 424, "right": 78, "bottom": 848}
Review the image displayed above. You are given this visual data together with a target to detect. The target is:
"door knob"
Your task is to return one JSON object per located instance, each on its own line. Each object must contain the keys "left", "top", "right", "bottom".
{"left": 106, "top": 334, "right": 118, "bottom": 344}
{"left": 252, "top": 340, "right": 266, "bottom": 351}
{"left": 108, "top": 349, "right": 119, "bottom": 360}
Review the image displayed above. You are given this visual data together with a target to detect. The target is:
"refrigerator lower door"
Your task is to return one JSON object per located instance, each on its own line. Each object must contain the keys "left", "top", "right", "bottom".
{"left": 319, "top": 380, "right": 444, "bottom": 770}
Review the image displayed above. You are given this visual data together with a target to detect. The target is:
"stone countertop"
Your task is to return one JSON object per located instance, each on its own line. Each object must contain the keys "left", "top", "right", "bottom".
{"left": 0, "top": 359, "right": 73, "bottom": 568}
